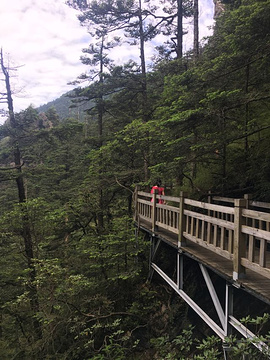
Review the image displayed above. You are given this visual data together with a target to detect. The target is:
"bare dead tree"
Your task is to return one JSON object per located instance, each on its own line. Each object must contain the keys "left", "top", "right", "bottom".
{"left": 0, "top": 48, "right": 41, "bottom": 338}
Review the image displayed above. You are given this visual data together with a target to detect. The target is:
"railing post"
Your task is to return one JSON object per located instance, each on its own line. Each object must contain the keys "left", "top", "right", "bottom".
{"left": 134, "top": 186, "right": 138, "bottom": 222}
{"left": 244, "top": 194, "right": 255, "bottom": 262}
{"left": 178, "top": 191, "right": 186, "bottom": 247}
{"left": 152, "top": 189, "right": 157, "bottom": 233}
{"left": 233, "top": 198, "right": 246, "bottom": 280}
{"left": 207, "top": 191, "right": 212, "bottom": 244}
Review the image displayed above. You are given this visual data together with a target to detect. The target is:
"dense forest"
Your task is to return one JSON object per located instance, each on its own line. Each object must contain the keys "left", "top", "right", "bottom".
{"left": 1, "top": 0, "right": 270, "bottom": 358}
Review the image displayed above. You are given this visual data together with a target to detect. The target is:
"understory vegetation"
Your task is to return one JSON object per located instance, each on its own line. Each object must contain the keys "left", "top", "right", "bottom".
{"left": 1, "top": 0, "right": 270, "bottom": 358}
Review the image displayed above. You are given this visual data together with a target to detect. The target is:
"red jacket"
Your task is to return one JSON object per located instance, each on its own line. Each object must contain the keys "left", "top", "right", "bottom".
{"left": 151, "top": 185, "right": 165, "bottom": 204}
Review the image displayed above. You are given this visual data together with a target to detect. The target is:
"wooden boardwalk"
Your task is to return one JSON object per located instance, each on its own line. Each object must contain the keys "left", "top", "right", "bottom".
{"left": 135, "top": 191, "right": 270, "bottom": 305}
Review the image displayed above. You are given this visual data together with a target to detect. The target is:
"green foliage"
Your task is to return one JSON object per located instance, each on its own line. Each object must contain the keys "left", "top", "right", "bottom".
{"left": 149, "top": 326, "right": 223, "bottom": 360}
{"left": 2, "top": 0, "right": 270, "bottom": 358}
{"left": 221, "top": 314, "right": 270, "bottom": 360}
{"left": 194, "top": 336, "right": 222, "bottom": 360}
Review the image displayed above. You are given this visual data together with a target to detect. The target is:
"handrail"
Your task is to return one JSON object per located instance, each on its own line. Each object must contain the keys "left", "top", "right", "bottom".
{"left": 135, "top": 190, "right": 270, "bottom": 281}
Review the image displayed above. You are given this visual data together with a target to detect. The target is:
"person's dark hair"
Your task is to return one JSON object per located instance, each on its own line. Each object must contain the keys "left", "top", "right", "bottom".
{"left": 156, "top": 179, "right": 161, "bottom": 187}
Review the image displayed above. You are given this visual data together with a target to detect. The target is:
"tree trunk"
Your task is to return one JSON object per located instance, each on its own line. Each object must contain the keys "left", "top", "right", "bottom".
{"left": 97, "top": 37, "right": 105, "bottom": 232}
{"left": 1, "top": 49, "right": 16, "bottom": 128}
{"left": 177, "top": 0, "right": 183, "bottom": 58}
{"left": 138, "top": 0, "right": 149, "bottom": 181}
{"left": 138, "top": 0, "right": 147, "bottom": 117}
{"left": 245, "top": 63, "right": 250, "bottom": 155}
{"left": 0, "top": 49, "right": 41, "bottom": 338}
{"left": 193, "top": 0, "right": 199, "bottom": 58}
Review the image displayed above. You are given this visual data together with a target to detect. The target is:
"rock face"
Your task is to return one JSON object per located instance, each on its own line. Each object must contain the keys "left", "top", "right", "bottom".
{"left": 213, "top": 0, "right": 225, "bottom": 18}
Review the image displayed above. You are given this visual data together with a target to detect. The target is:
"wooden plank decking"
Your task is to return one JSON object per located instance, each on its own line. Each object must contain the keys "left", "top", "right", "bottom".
{"left": 137, "top": 207, "right": 270, "bottom": 304}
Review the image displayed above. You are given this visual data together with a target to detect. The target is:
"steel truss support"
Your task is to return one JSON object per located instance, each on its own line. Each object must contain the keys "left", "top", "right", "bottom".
{"left": 150, "top": 251, "right": 269, "bottom": 357}
{"left": 148, "top": 234, "right": 161, "bottom": 282}
{"left": 151, "top": 262, "right": 225, "bottom": 339}
{"left": 199, "top": 263, "right": 225, "bottom": 329}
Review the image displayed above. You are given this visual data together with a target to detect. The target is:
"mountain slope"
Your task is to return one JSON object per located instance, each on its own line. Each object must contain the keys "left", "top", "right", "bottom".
{"left": 37, "top": 90, "right": 93, "bottom": 121}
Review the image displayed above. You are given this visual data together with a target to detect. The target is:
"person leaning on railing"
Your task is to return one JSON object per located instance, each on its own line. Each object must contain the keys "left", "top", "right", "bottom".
{"left": 151, "top": 179, "right": 165, "bottom": 204}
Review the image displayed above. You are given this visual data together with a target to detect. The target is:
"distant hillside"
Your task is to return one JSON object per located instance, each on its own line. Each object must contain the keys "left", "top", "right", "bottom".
{"left": 37, "top": 90, "right": 94, "bottom": 122}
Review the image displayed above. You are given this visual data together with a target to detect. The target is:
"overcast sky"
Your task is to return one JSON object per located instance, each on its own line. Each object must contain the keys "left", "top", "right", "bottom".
{"left": 0, "top": 0, "right": 214, "bottom": 115}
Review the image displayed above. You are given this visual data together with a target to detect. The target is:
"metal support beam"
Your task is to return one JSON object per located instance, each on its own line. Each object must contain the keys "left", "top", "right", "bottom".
{"left": 229, "top": 315, "right": 269, "bottom": 353}
{"left": 199, "top": 263, "right": 225, "bottom": 330}
{"left": 151, "top": 237, "right": 161, "bottom": 261}
{"left": 223, "top": 283, "right": 234, "bottom": 359}
{"left": 148, "top": 236, "right": 161, "bottom": 281}
{"left": 152, "top": 262, "right": 225, "bottom": 339}
{"left": 177, "top": 252, "right": 184, "bottom": 289}
{"left": 224, "top": 283, "right": 233, "bottom": 337}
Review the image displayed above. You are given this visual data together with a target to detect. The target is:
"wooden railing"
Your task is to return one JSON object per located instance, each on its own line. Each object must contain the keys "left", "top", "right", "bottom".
{"left": 135, "top": 190, "right": 270, "bottom": 281}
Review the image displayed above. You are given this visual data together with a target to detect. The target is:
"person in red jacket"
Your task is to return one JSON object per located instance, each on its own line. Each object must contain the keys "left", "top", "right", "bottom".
{"left": 151, "top": 179, "right": 165, "bottom": 204}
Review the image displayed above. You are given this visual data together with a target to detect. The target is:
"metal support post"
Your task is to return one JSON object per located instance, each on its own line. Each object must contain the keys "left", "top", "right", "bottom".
{"left": 223, "top": 283, "right": 234, "bottom": 359}
{"left": 148, "top": 234, "right": 154, "bottom": 281}
{"left": 224, "top": 282, "right": 233, "bottom": 337}
{"left": 177, "top": 252, "right": 184, "bottom": 290}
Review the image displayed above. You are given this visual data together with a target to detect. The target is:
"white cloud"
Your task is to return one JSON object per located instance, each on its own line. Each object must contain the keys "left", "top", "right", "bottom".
{"left": 0, "top": 0, "right": 214, "bottom": 117}
{"left": 0, "top": 0, "right": 89, "bottom": 113}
